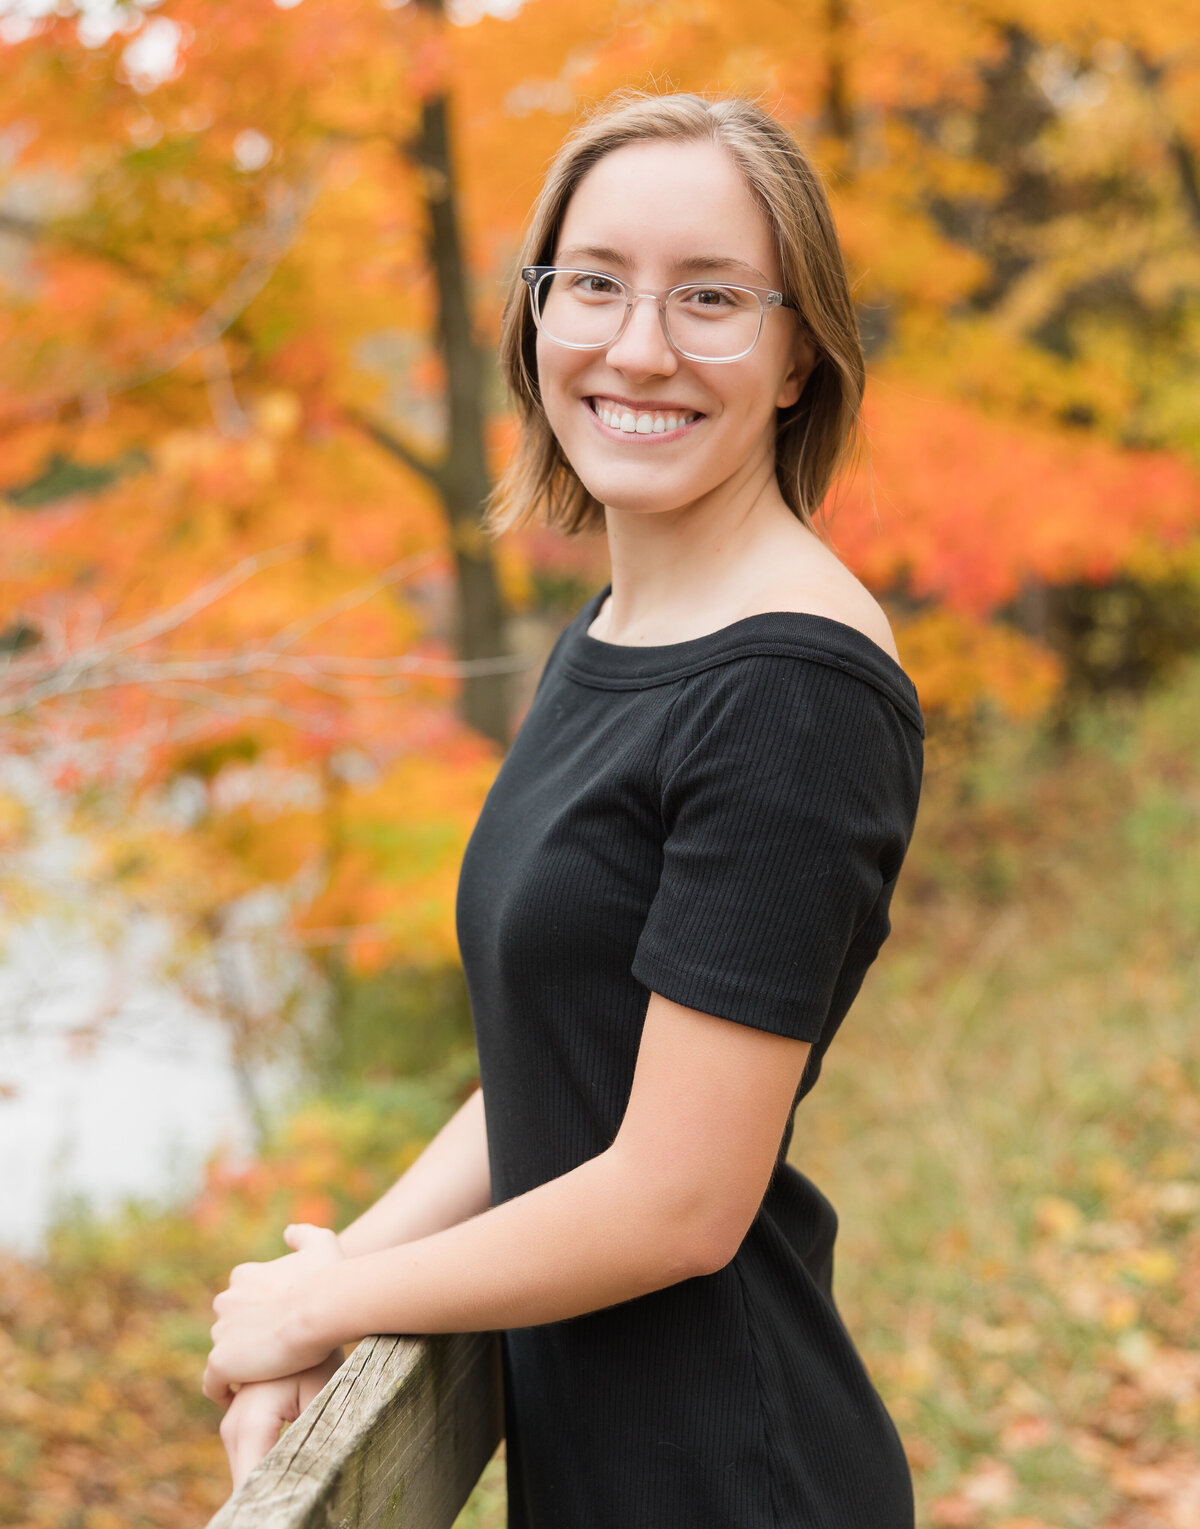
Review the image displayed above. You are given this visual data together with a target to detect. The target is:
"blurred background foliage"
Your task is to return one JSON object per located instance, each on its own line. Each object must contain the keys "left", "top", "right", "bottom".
{"left": 1, "top": 0, "right": 1198, "bottom": 1524}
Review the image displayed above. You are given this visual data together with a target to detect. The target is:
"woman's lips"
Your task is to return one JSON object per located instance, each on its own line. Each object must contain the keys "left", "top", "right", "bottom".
{"left": 584, "top": 396, "right": 703, "bottom": 439}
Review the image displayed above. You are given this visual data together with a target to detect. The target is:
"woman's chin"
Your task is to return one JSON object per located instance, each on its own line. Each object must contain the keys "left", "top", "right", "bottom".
{"left": 571, "top": 463, "right": 705, "bottom": 520}
{"left": 593, "top": 490, "right": 696, "bottom": 520}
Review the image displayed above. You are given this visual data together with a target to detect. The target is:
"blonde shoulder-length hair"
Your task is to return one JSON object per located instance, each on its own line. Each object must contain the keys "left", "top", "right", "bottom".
{"left": 484, "top": 90, "right": 865, "bottom": 539}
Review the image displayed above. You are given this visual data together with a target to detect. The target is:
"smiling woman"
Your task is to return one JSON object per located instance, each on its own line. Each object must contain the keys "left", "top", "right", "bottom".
{"left": 206, "top": 91, "right": 923, "bottom": 1529}
{"left": 489, "top": 92, "right": 866, "bottom": 549}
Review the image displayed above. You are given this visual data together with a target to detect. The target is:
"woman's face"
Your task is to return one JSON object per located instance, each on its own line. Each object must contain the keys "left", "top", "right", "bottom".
{"left": 536, "top": 138, "right": 815, "bottom": 520}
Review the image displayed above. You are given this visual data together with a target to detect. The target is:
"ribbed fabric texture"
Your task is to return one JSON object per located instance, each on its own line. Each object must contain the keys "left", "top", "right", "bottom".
{"left": 456, "top": 585, "right": 925, "bottom": 1529}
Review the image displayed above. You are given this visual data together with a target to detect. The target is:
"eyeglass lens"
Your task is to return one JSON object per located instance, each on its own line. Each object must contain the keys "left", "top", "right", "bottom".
{"left": 536, "top": 270, "right": 764, "bottom": 360}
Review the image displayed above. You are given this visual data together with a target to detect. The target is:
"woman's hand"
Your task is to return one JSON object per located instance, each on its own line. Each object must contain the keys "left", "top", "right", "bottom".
{"left": 218, "top": 1348, "right": 346, "bottom": 1489}
{"left": 203, "top": 1224, "right": 345, "bottom": 1406}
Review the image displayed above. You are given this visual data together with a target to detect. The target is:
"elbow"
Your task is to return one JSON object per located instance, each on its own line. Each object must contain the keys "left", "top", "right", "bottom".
{"left": 647, "top": 1221, "right": 731, "bottom": 1286}
{"left": 603, "top": 1141, "right": 757, "bottom": 1285}
{"left": 661, "top": 1169, "right": 758, "bottom": 1278}
{"left": 626, "top": 1173, "right": 752, "bottom": 1282}
{"left": 686, "top": 1215, "right": 749, "bottom": 1277}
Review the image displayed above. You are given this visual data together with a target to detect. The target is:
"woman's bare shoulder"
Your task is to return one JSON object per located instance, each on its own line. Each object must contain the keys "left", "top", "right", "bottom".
{"left": 745, "top": 545, "right": 901, "bottom": 665}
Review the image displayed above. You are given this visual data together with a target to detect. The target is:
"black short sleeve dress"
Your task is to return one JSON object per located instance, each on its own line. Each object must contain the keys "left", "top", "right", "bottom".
{"left": 455, "top": 584, "right": 925, "bottom": 1529}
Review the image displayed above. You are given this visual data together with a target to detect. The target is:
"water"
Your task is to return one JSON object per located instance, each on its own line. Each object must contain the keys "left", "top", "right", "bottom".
{"left": 0, "top": 762, "right": 302, "bottom": 1255}
{"left": 0, "top": 920, "right": 273, "bottom": 1254}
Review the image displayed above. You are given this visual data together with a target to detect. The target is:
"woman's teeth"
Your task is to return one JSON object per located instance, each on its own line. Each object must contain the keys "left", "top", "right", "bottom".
{"left": 590, "top": 399, "right": 699, "bottom": 434}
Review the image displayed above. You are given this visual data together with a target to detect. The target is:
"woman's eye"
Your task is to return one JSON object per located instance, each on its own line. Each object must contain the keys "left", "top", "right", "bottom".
{"left": 571, "top": 274, "right": 620, "bottom": 295}
{"left": 688, "top": 287, "right": 736, "bottom": 309}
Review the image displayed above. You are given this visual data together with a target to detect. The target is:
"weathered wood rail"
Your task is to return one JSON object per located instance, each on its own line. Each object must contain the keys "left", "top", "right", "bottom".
{"left": 205, "top": 1331, "right": 503, "bottom": 1529}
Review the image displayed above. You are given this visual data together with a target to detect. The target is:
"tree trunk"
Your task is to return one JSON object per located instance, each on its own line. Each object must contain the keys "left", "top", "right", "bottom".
{"left": 825, "top": 0, "right": 855, "bottom": 151}
{"left": 410, "top": 1, "right": 511, "bottom": 746}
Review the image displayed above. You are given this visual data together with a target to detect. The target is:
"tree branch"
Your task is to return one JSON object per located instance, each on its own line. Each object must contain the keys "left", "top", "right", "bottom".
{"left": 341, "top": 403, "right": 448, "bottom": 491}
{"left": 0, "top": 548, "right": 530, "bottom": 722}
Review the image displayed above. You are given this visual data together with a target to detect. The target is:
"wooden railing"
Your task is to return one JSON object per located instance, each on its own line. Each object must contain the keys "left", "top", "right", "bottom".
{"left": 205, "top": 1331, "right": 503, "bottom": 1529}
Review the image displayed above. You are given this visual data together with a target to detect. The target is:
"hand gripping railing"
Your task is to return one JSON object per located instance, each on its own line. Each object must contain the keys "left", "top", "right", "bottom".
{"left": 205, "top": 1332, "right": 502, "bottom": 1529}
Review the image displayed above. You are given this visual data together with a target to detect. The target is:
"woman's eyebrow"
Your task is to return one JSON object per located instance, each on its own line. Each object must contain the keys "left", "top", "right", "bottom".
{"left": 554, "top": 244, "right": 772, "bottom": 284}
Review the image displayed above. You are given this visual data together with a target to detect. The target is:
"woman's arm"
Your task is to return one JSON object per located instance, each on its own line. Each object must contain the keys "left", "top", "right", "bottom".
{"left": 336, "top": 1084, "right": 492, "bottom": 1256}
{"left": 218, "top": 1348, "right": 346, "bottom": 1488}
{"left": 210, "top": 1086, "right": 492, "bottom": 1482}
{"left": 204, "top": 994, "right": 811, "bottom": 1401}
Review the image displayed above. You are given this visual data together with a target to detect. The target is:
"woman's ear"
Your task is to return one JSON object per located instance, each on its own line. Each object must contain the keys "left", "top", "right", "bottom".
{"left": 775, "top": 332, "right": 819, "bottom": 410}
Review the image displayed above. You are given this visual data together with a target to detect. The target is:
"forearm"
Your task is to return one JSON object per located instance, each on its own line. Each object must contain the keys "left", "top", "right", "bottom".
{"left": 208, "top": 997, "right": 812, "bottom": 1404}
{"left": 336, "top": 1086, "right": 492, "bottom": 1258}
{"left": 302, "top": 1140, "right": 717, "bottom": 1350}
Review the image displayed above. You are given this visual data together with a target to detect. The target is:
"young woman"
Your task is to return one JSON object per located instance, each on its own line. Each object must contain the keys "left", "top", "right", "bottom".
{"left": 206, "top": 91, "right": 925, "bottom": 1528}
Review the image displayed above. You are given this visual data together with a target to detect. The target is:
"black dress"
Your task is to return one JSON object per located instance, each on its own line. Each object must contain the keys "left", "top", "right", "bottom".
{"left": 456, "top": 584, "right": 925, "bottom": 1529}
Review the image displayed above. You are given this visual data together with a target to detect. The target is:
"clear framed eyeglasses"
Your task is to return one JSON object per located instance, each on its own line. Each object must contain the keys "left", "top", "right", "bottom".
{"left": 521, "top": 266, "right": 799, "bottom": 364}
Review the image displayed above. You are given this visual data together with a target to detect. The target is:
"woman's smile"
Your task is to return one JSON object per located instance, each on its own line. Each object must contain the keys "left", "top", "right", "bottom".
{"left": 583, "top": 394, "right": 704, "bottom": 440}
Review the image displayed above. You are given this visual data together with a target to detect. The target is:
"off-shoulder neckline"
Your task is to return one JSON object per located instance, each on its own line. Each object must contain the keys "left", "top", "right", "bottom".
{"left": 559, "top": 584, "right": 924, "bottom": 731}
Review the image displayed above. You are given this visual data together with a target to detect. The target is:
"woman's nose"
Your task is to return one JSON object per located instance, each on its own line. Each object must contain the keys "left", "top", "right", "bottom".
{"left": 604, "top": 294, "right": 678, "bottom": 375}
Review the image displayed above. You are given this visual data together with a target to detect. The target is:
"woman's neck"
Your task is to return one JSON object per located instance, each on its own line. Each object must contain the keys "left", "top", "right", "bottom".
{"left": 594, "top": 477, "right": 816, "bottom": 646}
